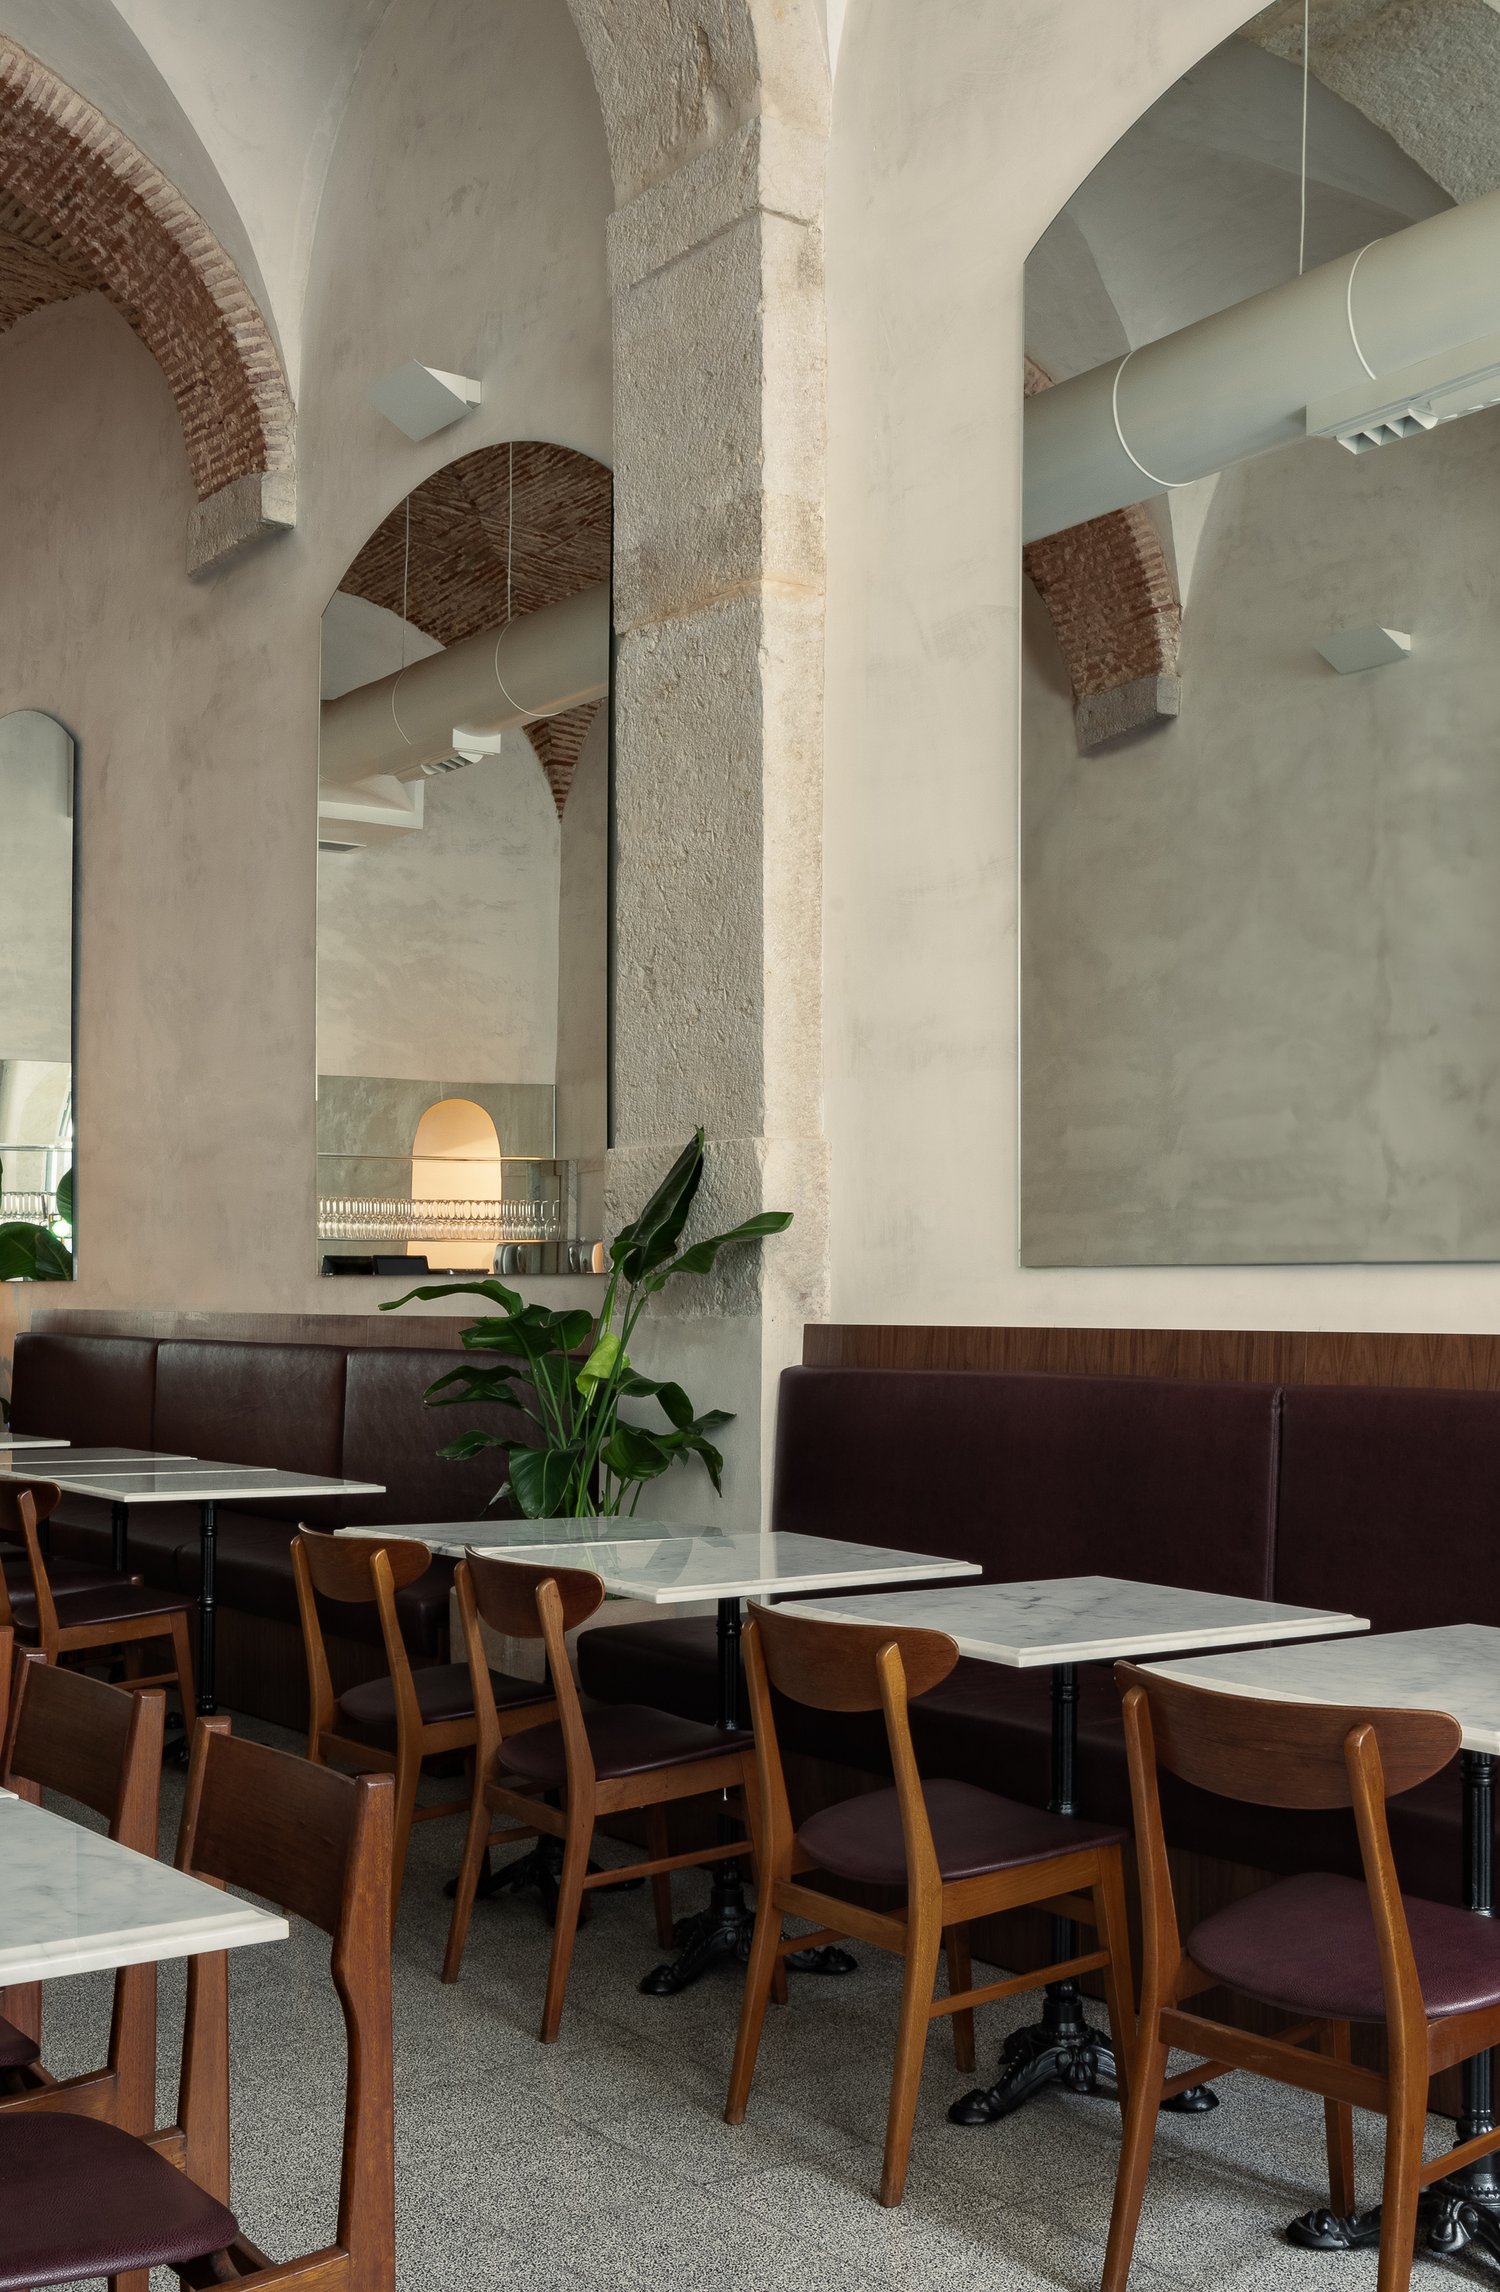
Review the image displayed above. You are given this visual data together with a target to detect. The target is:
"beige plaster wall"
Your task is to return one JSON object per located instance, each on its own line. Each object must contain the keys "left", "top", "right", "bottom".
{"left": 823, "top": 0, "right": 1500, "bottom": 1332}
{"left": 0, "top": 0, "right": 612, "bottom": 1335}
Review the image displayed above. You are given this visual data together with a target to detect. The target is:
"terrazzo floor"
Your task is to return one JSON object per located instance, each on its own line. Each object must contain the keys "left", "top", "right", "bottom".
{"left": 34, "top": 1720, "right": 1486, "bottom": 2291}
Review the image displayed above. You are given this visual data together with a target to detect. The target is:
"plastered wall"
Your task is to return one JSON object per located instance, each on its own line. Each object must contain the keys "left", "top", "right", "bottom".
{"left": 822, "top": 0, "right": 1500, "bottom": 1333}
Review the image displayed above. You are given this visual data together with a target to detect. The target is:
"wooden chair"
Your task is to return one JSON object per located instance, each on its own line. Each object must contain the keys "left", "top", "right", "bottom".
{"left": 0, "top": 1480, "right": 196, "bottom": 1720}
{"left": 1104, "top": 1663, "right": 1487, "bottom": 2292}
{"left": 293, "top": 1528, "right": 551, "bottom": 1930}
{"left": 444, "top": 1551, "right": 755, "bottom": 2038}
{"left": 725, "top": 1602, "right": 1136, "bottom": 2209}
{"left": 0, "top": 1718, "right": 396, "bottom": 2292}
{"left": 0, "top": 1651, "right": 166, "bottom": 2135}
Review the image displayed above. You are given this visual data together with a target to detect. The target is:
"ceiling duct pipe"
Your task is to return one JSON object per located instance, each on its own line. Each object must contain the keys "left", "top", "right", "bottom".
{"left": 319, "top": 581, "right": 610, "bottom": 787}
{"left": 1023, "top": 187, "right": 1500, "bottom": 544}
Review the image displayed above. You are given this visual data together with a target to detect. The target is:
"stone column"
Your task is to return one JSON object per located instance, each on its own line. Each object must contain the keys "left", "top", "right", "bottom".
{"left": 604, "top": 113, "right": 829, "bottom": 1528}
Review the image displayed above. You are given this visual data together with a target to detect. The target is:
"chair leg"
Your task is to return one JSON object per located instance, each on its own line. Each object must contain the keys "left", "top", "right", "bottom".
{"left": 1094, "top": 1850, "right": 1137, "bottom": 2114}
{"left": 1322, "top": 2020, "right": 1356, "bottom": 2218}
{"left": 1375, "top": 2051, "right": 1427, "bottom": 2292}
{"left": 539, "top": 1810, "right": 592, "bottom": 2044}
{"left": 944, "top": 1926, "right": 975, "bottom": 2072}
{"left": 880, "top": 1922, "right": 942, "bottom": 2208}
{"left": 388, "top": 1744, "right": 423, "bottom": 1934}
{"left": 646, "top": 1805, "right": 675, "bottom": 1947}
{"left": 442, "top": 1781, "right": 495, "bottom": 1986}
{"left": 1101, "top": 2026, "right": 1169, "bottom": 2292}
{"left": 725, "top": 1886, "right": 785, "bottom": 2126}
{"left": 166, "top": 1611, "right": 197, "bottom": 1727}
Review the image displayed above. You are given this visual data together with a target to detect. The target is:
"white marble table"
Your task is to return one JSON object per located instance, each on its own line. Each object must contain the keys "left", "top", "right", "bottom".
{"left": 1142, "top": 1624, "right": 1500, "bottom": 2265}
{"left": 0, "top": 1790, "right": 286, "bottom": 1984}
{"left": 2, "top": 1461, "right": 384, "bottom": 1715}
{"left": 0, "top": 1433, "right": 70, "bottom": 1450}
{"left": 342, "top": 1519, "right": 979, "bottom": 1991}
{"left": 1, "top": 1446, "right": 191, "bottom": 1468}
{"left": 778, "top": 1575, "right": 1369, "bottom": 2128}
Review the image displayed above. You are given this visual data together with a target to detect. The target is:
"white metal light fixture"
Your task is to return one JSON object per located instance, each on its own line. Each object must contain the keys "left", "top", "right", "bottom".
{"left": 1314, "top": 626, "right": 1412, "bottom": 674}
{"left": 367, "top": 362, "right": 482, "bottom": 442}
{"left": 1307, "top": 331, "right": 1500, "bottom": 455}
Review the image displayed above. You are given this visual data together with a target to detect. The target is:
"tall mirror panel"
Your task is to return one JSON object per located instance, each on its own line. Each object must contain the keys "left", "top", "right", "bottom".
{"left": 0, "top": 709, "right": 75, "bottom": 1282}
{"left": 316, "top": 443, "right": 611, "bottom": 1278}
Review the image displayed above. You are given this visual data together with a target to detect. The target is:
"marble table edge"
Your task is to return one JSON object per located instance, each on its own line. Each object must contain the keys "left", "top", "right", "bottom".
{"left": 771, "top": 1599, "right": 1369, "bottom": 1667}
{"left": 0, "top": 1904, "right": 290, "bottom": 1986}
{"left": 1142, "top": 1638, "right": 1500, "bottom": 1755}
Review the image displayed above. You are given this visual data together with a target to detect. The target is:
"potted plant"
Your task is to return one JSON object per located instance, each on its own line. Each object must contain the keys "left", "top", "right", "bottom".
{"left": 0, "top": 1162, "right": 73, "bottom": 1282}
{"left": 382, "top": 1129, "right": 790, "bottom": 1517}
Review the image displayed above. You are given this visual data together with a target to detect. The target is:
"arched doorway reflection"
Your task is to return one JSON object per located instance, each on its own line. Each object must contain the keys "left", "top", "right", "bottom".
{"left": 410, "top": 1097, "right": 503, "bottom": 1269}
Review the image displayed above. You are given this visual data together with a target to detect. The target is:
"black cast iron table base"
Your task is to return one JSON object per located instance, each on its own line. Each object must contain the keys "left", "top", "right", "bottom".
{"left": 950, "top": 1660, "right": 1217, "bottom": 2129}
{"left": 1286, "top": 1748, "right": 1500, "bottom": 2270}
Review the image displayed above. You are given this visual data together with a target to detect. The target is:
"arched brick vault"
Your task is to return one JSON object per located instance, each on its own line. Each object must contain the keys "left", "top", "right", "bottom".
{"left": 1023, "top": 356, "right": 1182, "bottom": 752}
{"left": 0, "top": 36, "right": 294, "bottom": 564}
{"left": 339, "top": 442, "right": 613, "bottom": 818}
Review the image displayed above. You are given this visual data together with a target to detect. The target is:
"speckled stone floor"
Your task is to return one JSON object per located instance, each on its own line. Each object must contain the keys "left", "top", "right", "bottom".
{"left": 36, "top": 1721, "right": 1483, "bottom": 2291}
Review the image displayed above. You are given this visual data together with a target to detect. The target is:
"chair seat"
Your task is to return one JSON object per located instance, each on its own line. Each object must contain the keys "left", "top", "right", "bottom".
{"left": 337, "top": 1662, "right": 542, "bottom": 1742}
{"left": 1, "top": 1552, "right": 116, "bottom": 1596}
{"left": 5, "top": 1578, "right": 194, "bottom": 1633}
{"left": 0, "top": 2015, "right": 38, "bottom": 2071}
{"left": 498, "top": 1703, "right": 749, "bottom": 1789}
{"left": 797, "top": 1777, "right": 1126, "bottom": 1887}
{"left": 0, "top": 2112, "right": 239, "bottom": 2289}
{"left": 1188, "top": 1871, "right": 1500, "bottom": 2023}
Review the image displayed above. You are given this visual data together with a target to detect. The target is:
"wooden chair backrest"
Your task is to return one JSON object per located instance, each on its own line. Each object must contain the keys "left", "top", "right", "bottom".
{"left": 747, "top": 1601, "right": 959, "bottom": 1711}
{"left": 173, "top": 1719, "right": 396, "bottom": 2272}
{"left": 0, "top": 1622, "right": 9, "bottom": 1741}
{"left": 464, "top": 1550, "right": 605, "bottom": 1638}
{"left": 1114, "top": 1664, "right": 1460, "bottom": 1809}
{"left": 293, "top": 1531, "right": 431, "bottom": 1750}
{"left": 743, "top": 1606, "right": 955, "bottom": 1905}
{"left": 0, "top": 1482, "right": 61, "bottom": 1637}
{"left": 2, "top": 1649, "right": 164, "bottom": 1850}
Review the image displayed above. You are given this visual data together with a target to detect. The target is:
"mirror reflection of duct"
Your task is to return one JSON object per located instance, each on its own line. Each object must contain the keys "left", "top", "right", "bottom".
{"left": 317, "top": 583, "right": 609, "bottom": 847}
{"left": 1025, "top": 185, "right": 1500, "bottom": 543}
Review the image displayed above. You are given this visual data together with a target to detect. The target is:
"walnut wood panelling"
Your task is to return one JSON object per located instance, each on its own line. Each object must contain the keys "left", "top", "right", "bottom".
{"left": 803, "top": 1324, "right": 1500, "bottom": 1394}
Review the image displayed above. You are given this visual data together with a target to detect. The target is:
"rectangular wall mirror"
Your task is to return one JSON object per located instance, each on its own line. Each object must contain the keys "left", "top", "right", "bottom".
{"left": 1019, "top": 25, "right": 1500, "bottom": 1266}
{"left": 0, "top": 708, "right": 75, "bottom": 1282}
{"left": 315, "top": 441, "right": 610, "bottom": 1278}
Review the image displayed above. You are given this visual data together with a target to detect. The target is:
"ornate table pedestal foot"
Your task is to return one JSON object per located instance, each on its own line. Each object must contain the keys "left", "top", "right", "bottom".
{"left": 948, "top": 1985, "right": 1219, "bottom": 2125}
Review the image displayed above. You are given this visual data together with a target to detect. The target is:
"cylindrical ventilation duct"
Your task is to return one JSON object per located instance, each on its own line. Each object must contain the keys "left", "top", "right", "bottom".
{"left": 1024, "top": 186, "right": 1500, "bottom": 543}
{"left": 319, "top": 582, "right": 610, "bottom": 786}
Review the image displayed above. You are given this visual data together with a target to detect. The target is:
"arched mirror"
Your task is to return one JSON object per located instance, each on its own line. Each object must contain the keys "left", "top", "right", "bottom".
{"left": 0, "top": 709, "right": 75, "bottom": 1281}
{"left": 315, "top": 442, "right": 610, "bottom": 1277}
{"left": 1020, "top": 11, "right": 1500, "bottom": 1265}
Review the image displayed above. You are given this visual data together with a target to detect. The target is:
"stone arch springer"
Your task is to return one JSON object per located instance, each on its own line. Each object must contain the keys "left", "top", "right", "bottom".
{"left": 0, "top": 34, "right": 296, "bottom": 575}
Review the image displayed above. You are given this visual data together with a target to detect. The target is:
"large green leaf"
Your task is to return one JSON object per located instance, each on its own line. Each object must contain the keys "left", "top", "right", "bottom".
{"left": 601, "top": 1422, "right": 675, "bottom": 1482}
{"left": 610, "top": 1131, "right": 705, "bottom": 1281}
{"left": 0, "top": 1223, "right": 73, "bottom": 1282}
{"left": 576, "top": 1329, "right": 623, "bottom": 1396}
{"left": 509, "top": 1443, "right": 586, "bottom": 1518}
{"left": 381, "top": 1278, "right": 525, "bottom": 1315}
{"left": 648, "top": 1210, "right": 794, "bottom": 1289}
{"left": 437, "top": 1429, "right": 512, "bottom": 1460}
{"left": 54, "top": 1168, "right": 74, "bottom": 1227}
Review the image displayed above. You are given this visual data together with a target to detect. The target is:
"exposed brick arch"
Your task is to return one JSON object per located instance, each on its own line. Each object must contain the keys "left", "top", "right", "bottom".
{"left": 0, "top": 36, "right": 294, "bottom": 567}
{"left": 1023, "top": 356, "right": 1181, "bottom": 751}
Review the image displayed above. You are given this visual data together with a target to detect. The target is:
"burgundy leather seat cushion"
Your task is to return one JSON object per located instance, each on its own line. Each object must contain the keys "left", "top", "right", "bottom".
{"left": 771, "top": 1366, "right": 1282, "bottom": 1593}
{"left": 5, "top": 1579, "right": 193, "bottom": 1631}
{"left": 8, "top": 1333, "right": 158, "bottom": 1450}
{"left": 1, "top": 1550, "right": 116, "bottom": 1596}
{"left": 0, "top": 2112, "right": 239, "bottom": 2288}
{"left": 799, "top": 1779, "right": 1125, "bottom": 1887}
{"left": 1277, "top": 1383, "right": 1500, "bottom": 1633}
{"left": 500, "top": 1706, "right": 750, "bottom": 1788}
{"left": 0, "top": 2016, "right": 37, "bottom": 2070}
{"left": 1189, "top": 1870, "right": 1500, "bottom": 2022}
{"left": 152, "top": 1340, "right": 347, "bottom": 1525}
{"left": 339, "top": 1347, "right": 535, "bottom": 1528}
{"left": 336, "top": 1662, "right": 544, "bottom": 1741}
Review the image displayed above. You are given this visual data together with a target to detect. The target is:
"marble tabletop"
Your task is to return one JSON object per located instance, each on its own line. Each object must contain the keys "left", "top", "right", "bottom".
{"left": 0, "top": 1447, "right": 193, "bottom": 1471}
{"left": 772, "top": 1574, "right": 1369, "bottom": 1668}
{"left": 0, "top": 1466, "right": 386, "bottom": 1505}
{"left": 340, "top": 1521, "right": 980, "bottom": 1604}
{"left": 1144, "top": 1623, "right": 1500, "bottom": 1755}
{"left": 0, "top": 1433, "right": 69, "bottom": 1450}
{"left": 0, "top": 1793, "right": 287, "bottom": 1984}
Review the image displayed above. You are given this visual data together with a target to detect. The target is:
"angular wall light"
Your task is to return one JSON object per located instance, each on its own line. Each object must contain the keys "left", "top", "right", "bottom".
{"left": 1314, "top": 626, "right": 1412, "bottom": 674}
{"left": 367, "top": 362, "right": 482, "bottom": 441}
